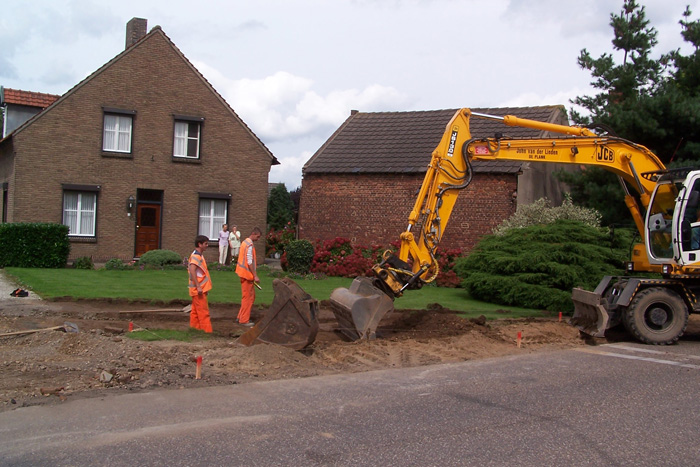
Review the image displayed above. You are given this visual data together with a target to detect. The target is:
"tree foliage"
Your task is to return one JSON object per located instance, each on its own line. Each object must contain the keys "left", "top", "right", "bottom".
{"left": 454, "top": 220, "right": 635, "bottom": 313}
{"left": 267, "top": 184, "right": 295, "bottom": 231}
{"left": 565, "top": 1, "right": 700, "bottom": 225}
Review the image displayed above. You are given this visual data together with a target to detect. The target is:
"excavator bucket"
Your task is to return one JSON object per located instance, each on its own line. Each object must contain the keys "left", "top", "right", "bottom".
{"left": 570, "top": 287, "right": 610, "bottom": 338}
{"left": 238, "top": 277, "right": 319, "bottom": 350}
{"left": 329, "top": 276, "right": 394, "bottom": 341}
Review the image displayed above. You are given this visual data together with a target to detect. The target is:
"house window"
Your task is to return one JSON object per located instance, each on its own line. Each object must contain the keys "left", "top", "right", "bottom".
{"left": 174, "top": 119, "right": 202, "bottom": 158}
{"left": 103, "top": 113, "right": 133, "bottom": 153}
{"left": 63, "top": 191, "right": 97, "bottom": 236}
{"left": 198, "top": 198, "right": 227, "bottom": 240}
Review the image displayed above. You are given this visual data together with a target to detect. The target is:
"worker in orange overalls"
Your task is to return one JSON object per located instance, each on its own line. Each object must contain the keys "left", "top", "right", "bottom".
{"left": 188, "top": 235, "right": 213, "bottom": 333}
{"left": 235, "top": 227, "right": 262, "bottom": 327}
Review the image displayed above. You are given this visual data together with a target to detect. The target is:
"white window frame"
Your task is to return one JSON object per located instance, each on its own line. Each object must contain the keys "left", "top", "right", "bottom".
{"left": 63, "top": 191, "right": 97, "bottom": 237}
{"left": 174, "top": 120, "right": 201, "bottom": 159}
{"left": 103, "top": 114, "right": 133, "bottom": 153}
{"left": 198, "top": 198, "right": 227, "bottom": 240}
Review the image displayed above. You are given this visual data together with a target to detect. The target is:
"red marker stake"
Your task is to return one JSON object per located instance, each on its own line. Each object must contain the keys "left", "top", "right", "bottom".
{"left": 128, "top": 322, "right": 134, "bottom": 332}
{"left": 559, "top": 312, "right": 562, "bottom": 322}
{"left": 195, "top": 356, "right": 202, "bottom": 380}
{"left": 517, "top": 331, "right": 522, "bottom": 348}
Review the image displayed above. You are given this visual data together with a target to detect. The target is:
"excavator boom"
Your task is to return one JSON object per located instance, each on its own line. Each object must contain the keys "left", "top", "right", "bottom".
{"left": 331, "top": 108, "right": 669, "bottom": 341}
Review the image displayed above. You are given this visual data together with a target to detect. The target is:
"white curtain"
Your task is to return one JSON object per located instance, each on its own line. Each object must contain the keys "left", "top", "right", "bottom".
{"left": 63, "top": 192, "right": 96, "bottom": 236}
{"left": 174, "top": 122, "right": 187, "bottom": 156}
{"left": 103, "top": 115, "right": 131, "bottom": 152}
{"left": 199, "top": 199, "right": 227, "bottom": 239}
{"left": 103, "top": 115, "right": 117, "bottom": 151}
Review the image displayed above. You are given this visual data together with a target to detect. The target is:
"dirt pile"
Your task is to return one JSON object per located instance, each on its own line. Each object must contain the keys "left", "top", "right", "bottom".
{"left": 0, "top": 298, "right": 588, "bottom": 411}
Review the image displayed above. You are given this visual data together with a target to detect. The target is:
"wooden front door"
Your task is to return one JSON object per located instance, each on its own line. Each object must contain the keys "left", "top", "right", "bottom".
{"left": 135, "top": 204, "right": 161, "bottom": 257}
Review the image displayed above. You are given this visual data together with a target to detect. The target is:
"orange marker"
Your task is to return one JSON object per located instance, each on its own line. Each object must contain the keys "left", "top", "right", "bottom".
{"left": 195, "top": 356, "right": 202, "bottom": 379}
{"left": 128, "top": 322, "right": 134, "bottom": 332}
{"left": 517, "top": 331, "right": 522, "bottom": 348}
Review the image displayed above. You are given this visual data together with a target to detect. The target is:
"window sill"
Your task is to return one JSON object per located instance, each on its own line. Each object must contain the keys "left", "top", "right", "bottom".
{"left": 172, "top": 157, "right": 202, "bottom": 164}
{"left": 102, "top": 151, "right": 134, "bottom": 159}
{"left": 68, "top": 237, "right": 97, "bottom": 243}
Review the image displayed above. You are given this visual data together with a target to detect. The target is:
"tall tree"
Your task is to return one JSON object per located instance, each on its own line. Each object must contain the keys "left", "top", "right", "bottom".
{"left": 562, "top": 0, "right": 695, "bottom": 226}
{"left": 267, "top": 184, "right": 295, "bottom": 231}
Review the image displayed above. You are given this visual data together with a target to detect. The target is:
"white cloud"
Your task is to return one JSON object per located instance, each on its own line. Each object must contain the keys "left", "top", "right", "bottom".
{"left": 195, "top": 61, "right": 409, "bottom": 188}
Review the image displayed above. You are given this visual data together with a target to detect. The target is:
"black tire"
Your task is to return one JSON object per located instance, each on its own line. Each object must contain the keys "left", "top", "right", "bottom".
{"left": 623, "top": 287, "right": 688, "bottom": 345}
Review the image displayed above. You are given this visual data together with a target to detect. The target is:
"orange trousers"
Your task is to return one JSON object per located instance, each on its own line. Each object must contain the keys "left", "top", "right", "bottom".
{"left": 238, "top": 278, "right": 255, "bottom": 324}
{"left": 190, "top": 293, "right": 213, "bottom": 333}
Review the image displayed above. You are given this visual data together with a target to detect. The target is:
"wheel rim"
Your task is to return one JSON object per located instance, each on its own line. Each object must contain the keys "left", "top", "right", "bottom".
{"left": 645, "top": 305, "right": 672, "bottom": 331}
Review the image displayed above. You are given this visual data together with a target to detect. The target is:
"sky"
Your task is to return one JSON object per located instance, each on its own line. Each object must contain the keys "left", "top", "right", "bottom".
{"left": 3, "top": 0, "right": 700, "bottom": 190}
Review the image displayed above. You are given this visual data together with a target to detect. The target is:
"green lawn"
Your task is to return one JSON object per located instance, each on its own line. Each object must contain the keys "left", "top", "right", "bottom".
{"left": 4, "top": 266, "right": 545, "bottom": 319}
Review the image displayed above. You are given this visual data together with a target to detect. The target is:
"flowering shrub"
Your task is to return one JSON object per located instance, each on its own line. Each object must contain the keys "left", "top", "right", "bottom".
{"left": 266, "top": 222, "right": 296, "bottom": 257}
{"left": 493, "top": 196, "right": 601, "bottom": 236}
{"left": 310, "top": 236, "right": 462, "bottom": 286}
{"left": 434, "top": 248, "right": 462, "bottom": 288}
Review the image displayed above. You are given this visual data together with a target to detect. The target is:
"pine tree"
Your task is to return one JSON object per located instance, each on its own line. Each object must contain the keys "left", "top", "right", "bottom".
{"left": 562, "top": 1, "right": 697, "bottom": 225}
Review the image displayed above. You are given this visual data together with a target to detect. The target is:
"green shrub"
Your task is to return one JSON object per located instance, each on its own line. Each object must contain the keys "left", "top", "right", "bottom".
{"left": 105, "top": 258, "right": 129, "bottom": 270}
{"left": 455, "top": 219, "right": 636, "bottom": 313}
{"left": 285, "top": 239, "right": 315, "bottom": 274}
{"left": 493, "top": 196, "right": 601, "bottom": 235}
{"left": 138, "top": 249, "right": 182, "bottom": 268}
{"left": 73, "top": 256, "right": 94, "bottom": 270}
{"left": 0, "top": 223, "right": 70, "bottom": 268}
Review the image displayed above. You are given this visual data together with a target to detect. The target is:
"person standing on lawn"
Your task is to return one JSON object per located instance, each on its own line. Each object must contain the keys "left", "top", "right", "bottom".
{"left": 235, "top": 227, "right": 262, "bottom": 327}
{"left": 188, "top": 235, "right": 213, "bottom": 333}
{"left": 217, "top": 224, "right": 229, "bottom": 264}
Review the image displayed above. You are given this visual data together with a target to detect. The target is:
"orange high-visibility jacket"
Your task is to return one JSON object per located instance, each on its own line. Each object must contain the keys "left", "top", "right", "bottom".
{"left": 235, "top": 238, "right": 256, "bottom": 280}
{"left": 188, "top": 250, "right": 212, "bottom": 296}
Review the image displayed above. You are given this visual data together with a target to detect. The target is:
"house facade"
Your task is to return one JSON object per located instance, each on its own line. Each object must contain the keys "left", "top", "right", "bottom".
{"left": 0, "top": 19, "right": 276, "bottom": 264}
{"left": 299, "top": 107, "right": 574, "bottom": 253}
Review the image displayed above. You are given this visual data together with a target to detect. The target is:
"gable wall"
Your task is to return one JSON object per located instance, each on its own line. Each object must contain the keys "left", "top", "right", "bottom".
{"left": 299, "top": 173, "right": 517, "bottom": 253}
{"left": 8, "top": 31, "right": 271, "bottom": 263}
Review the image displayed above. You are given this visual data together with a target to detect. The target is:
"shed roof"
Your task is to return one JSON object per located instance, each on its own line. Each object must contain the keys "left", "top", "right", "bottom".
{"left": 0, "top": 87, "right": 60, "bottom": 109}
{"left": 303, "top": 106, "right": 567, "bottom": 175}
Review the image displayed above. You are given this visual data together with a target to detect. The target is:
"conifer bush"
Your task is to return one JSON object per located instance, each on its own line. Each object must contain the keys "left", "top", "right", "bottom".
{"left": 454, "top": 219, "right": 635, "bottom": 313}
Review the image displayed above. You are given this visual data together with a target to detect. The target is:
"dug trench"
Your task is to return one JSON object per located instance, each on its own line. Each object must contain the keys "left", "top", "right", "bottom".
{"left": 2, "top": 297, "right": 700, "bottom": 412}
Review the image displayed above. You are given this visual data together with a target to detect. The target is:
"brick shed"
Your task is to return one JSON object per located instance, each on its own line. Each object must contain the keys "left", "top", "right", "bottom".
{"left": 299, "top": 106, "right": 572, "bottom": 253}
{"left": 0, "top": 19, "right": 277, "bottom": 264}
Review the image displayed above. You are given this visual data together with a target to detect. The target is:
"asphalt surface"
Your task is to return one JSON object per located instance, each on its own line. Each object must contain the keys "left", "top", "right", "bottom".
{"left": 2, "top": 341, "right": 700, "bottom": 466}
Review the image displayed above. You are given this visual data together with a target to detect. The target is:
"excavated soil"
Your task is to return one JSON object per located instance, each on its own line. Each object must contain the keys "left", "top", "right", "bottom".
{"left": 4, "top": 296, "right": 694, "bottom": 412}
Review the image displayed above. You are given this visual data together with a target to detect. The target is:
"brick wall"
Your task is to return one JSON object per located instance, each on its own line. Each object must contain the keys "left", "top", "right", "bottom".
{"left": 298, "top": 173, "right": 517, "bottom": 253}
{"left": 3, "top": 30, "right": 271, "bottom": 264}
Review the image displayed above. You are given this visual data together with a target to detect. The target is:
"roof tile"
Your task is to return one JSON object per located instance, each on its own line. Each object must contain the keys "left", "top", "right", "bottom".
{"left": 2, "top": 88, "right": 60, "bottom": 108}
{"left": 304, "top": 106, "right": 567, "bottom": 175}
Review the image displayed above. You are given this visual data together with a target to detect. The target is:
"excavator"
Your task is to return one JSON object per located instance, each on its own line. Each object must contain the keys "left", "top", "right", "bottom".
{"left": 330, "top": 108, "right": 700, "bottom": 345}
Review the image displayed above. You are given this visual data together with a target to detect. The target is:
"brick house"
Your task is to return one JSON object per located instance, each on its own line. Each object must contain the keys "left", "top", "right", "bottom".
{"left": 0, "top": 19, "right": 277, "bottom": 264}
{"left": 299, "top": 106, "right": 572, "bottom": 253}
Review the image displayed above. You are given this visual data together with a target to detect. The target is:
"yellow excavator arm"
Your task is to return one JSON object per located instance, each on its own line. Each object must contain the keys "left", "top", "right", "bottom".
{"left": 330, "top": 108, "right": 668, "bottom": 341}
{"left": 382, "top": 108, "right": 665, "bottom": 296}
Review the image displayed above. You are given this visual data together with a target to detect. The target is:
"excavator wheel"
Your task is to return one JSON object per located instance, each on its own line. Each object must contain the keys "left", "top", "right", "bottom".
{"left": 622, "top": 287, "right": 688, "bottom": 345}
{"left": 238, "top": 277, "right": 319, "bottom": 350}
{"left": 329, "top": 276, "right": 394, "bottom": 341}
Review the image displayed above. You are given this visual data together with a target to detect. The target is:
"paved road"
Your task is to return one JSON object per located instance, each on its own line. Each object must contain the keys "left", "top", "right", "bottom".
{"left": 2, "top": 341, "right": 700, "bottom": 466}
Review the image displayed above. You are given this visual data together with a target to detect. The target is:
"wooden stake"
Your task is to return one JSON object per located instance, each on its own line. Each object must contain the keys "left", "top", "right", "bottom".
{"left": 517, "top": 331, "right": 522, "bottom": 348}
{"left": 195, "top": 356, "right": 202, "bottom": 379}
